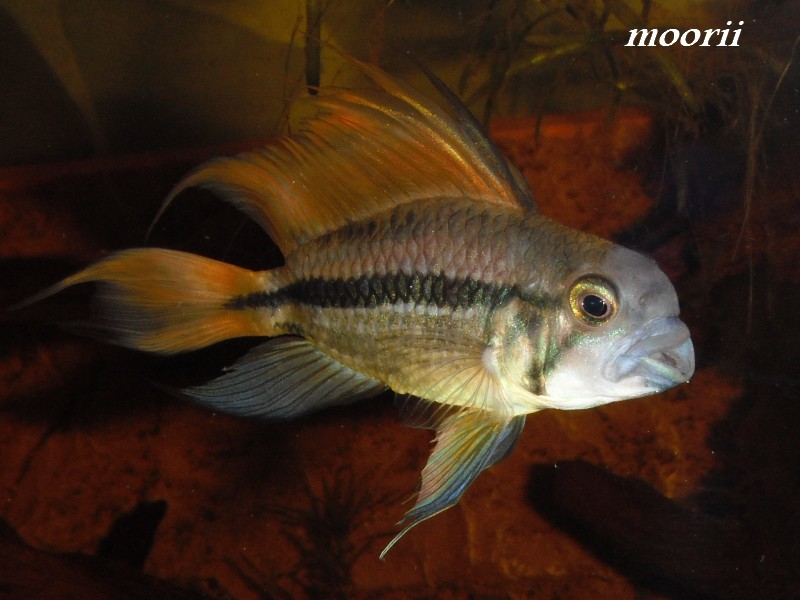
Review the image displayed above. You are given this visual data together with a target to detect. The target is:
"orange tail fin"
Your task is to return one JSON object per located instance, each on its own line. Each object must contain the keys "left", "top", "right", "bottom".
{"left": 26, "top": 249, "right": 281, "bottom": 354}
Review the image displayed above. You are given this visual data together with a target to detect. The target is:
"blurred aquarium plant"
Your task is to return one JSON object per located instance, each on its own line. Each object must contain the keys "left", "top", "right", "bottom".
{"left": 0, "top": 0, "right": 376, "bottom": 164}
{"left": 453, "top": 0, "right": 797, "bottom": 246}
{"left": 227, "top": 466, "right": 401, "bottom": 599}
{"left": 1, "top": 1, "right": 794, "bottom": 162}
{"left": 449, "top": 0, "right": 798, "bottom": 328}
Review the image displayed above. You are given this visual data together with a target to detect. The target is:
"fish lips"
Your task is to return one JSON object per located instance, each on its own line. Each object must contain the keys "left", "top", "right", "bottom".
{"left": 606, "top": 316, "right": 695, "bottom": 392}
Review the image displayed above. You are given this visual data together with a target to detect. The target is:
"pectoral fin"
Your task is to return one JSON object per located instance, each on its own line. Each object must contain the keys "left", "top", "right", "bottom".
{"left": 380, "top": 410, "right": 526, "bottom": 558}
{"left": 182, "top": 337, "right": 386, "bottom": 420}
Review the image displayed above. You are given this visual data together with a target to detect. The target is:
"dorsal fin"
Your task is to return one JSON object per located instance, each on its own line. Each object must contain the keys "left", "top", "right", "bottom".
{"left": 151, "top": 58, "right": 534, "bottom": 256}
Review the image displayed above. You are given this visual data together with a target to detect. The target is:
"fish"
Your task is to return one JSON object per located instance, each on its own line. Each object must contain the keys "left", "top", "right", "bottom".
{"left": 26, "top": 58, "right": 695, "bottom": 557}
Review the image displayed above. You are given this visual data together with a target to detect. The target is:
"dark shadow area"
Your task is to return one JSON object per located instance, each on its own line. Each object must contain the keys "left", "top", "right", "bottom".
{"left": 0, "top": 515, "right": 208, "bottom": 599}
{"left": 527, "top": 460, "right": 754, "bottom": 599}
{"left": 97, "top": 500, "right": 169, "bottom": 570}
{"left": 0, "top": 7, "right": 95, "bottom": 166}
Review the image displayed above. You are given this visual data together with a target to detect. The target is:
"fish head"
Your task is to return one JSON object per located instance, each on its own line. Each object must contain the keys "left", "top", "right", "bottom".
{"left": 536, "top": 244, "right": 695, "bottom": 410}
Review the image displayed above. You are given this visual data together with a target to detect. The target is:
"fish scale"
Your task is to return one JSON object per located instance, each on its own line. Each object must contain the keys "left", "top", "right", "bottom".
{"left": 290, "top": 198, "right": 537, "bottom": 284}
{"left": 228, "top": 198, "right": 613, "bottom": 415}
{"left": 24, "top": 57, "right": 694, "bottom": 558}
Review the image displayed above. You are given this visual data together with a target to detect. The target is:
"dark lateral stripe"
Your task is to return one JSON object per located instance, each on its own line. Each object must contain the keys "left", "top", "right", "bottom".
{"left": 226, "top": 273, "right": 513, "bottom": 311}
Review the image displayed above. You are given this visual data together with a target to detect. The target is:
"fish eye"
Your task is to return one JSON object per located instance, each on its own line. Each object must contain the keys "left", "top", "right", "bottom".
{"left": 568, "top": 275, "right": 618, "bottom": 326}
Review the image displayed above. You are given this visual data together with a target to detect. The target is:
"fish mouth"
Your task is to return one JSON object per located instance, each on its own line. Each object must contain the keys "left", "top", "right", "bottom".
{"left": 607, "top": 317, "right": 695, "bottom": 391}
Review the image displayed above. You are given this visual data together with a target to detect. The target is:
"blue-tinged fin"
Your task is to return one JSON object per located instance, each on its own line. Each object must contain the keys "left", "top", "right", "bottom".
{"left": 485, "top": 413, "right": 526, "bottom": 468}
{"left": 150, "top": 58, "right": 531, "bottom": 254}
{"left": 182, "top": 337, "right": 387, "bottom": 420}
{"left": 398, "top": 396, "right": 526, "bottom": 467}
{"left": 380, "top": 410, "right": 526, "bottom": 558}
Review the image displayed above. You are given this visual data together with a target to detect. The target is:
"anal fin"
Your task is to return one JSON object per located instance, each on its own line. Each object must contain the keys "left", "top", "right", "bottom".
{"left": 183, "top": 337, "right": 386, "bottom": 420}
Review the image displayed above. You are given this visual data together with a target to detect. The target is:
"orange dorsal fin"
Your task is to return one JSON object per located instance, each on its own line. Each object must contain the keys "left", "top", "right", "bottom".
{"left": 152, "top": 58, "right": 534, "bottom": 256}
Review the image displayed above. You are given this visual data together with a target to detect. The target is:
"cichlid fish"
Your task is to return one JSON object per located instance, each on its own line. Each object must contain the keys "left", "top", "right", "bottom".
{"left": 29, "top": 59, "right": 694, "bottom": 557}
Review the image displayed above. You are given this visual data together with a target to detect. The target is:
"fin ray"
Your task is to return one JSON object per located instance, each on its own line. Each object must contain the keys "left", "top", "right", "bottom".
{"left": 24, "top": 249, "right": 282, "bottom": 354}
{"left": 371, "top": 326, "right": 511, "bottom": 416}
{"left": 154, "top": 59, "right": 532, "bottom": 255}
{"left": 380, "top": 411, "right": 526, "bottom": 558}
{"left": 182, "top": 337, "right": 387, "bottom": 420}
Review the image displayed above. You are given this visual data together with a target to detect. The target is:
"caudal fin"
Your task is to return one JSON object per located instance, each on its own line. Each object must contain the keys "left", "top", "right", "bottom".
{"left": 24, "top": 248, "right": 281, "bottom": 354}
